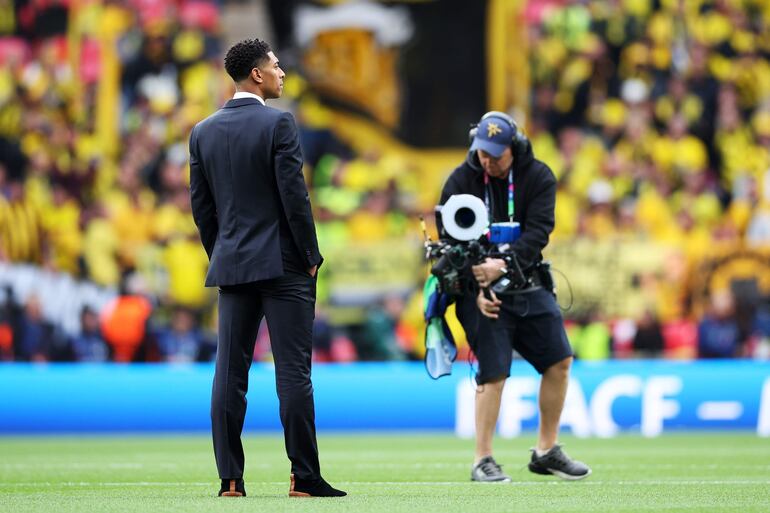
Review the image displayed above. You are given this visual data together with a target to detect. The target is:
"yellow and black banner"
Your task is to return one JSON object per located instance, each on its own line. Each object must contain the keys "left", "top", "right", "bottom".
{"left": 275, "top": 0, "right": 528, "bottom": 148}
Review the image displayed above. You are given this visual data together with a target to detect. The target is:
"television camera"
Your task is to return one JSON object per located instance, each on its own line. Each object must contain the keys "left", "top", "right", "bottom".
{"left": 423, "top": 195, "right": 535, "bottom": 297}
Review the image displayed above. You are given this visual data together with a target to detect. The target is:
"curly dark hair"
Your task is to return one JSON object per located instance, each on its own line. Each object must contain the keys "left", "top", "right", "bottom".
{"left": 224, "top": 38, "right": 272, "bottom": 82}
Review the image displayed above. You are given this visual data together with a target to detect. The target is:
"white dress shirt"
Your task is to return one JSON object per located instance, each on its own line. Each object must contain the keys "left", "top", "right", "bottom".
{"left": 233, "top": 91, "right": 265, "bottom": 105}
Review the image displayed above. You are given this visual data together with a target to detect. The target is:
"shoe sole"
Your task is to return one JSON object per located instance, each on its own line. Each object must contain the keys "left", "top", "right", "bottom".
{"left": 471, "top": 477, "right": 512, "bottom": 483}
{"left": 528, "top": 461, "right": 592, "bottom": 481}
{"left": 535, "top": 467, "right": 592, "bottom": 481}
{"left": 289, "top": 491, "right": 312, "bottom": 497}
{"left": 550, "top": 467, "right": 591, "bottom": 480}
{"left": 219, "top": 491, "right": 244, "bottom": 497}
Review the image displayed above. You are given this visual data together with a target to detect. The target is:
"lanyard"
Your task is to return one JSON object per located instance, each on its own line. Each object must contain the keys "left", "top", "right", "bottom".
{"left": 483, "top": 168, "right": 514, "bottom": 223}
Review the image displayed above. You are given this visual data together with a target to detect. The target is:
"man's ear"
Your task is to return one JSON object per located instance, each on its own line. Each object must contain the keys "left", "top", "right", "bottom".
{"left": 251, "top": 67, "right": 263, "bottom": 84}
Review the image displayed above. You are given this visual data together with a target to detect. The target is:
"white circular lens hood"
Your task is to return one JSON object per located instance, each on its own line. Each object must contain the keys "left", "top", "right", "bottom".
{"left": 440, "top": 194, "right": 488, "bottom": 241}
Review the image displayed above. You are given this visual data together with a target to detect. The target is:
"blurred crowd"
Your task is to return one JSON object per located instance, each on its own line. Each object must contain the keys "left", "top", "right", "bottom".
{"left": 0, "top": 0, "right": 231, "bottom": 362}
{"left": 0, "top": 0, "right": 422, "bottom": 364}
{"left": 1, "top": 0, "right": 769, "bottom": 363}
{"left": 524, "top": 0, "right": 770, "bottom": 360}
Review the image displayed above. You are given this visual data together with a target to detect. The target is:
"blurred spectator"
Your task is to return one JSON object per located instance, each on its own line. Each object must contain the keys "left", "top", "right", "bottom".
{"left": 99, "top": 273, "right": 152, "bottom": 362}
{"left": 15, "top": 0, "right": 69, "bottom": 40}
{"left": 633, "top": 309, "right": 665, "bottom": 358}
{"left": 0, "top": 285, "right": 19, "bottom": 360}
{"left": 0, "top": 138, "right": 27, "bottom": 180}
{"left": 0, "top": 321, "right": 11, "bottom": 360}
{"left": 360, "top": 294, "right": 409, "bottom": 361}
{"left": 0, "top": 179, "right": 41, "bottom": 263}
{"left": 122, "top": 29, "right": 174, "bottom": 106}
{"left": 154, "top": 305, "right": 211, "bottom": 363}
{"left": 568, "top": 309, "right": 611, "bottom": 361}
{"left": 311, "top": 309, "right": 358, "bottom": 362}
{"left": 16, "top": 293, "right": 72, "bottom": 361}
{"left": 71, "top": 306, "right": 111, "bottom": 362}
{"left": 698, "top": 290, "right": 741, "bottom": 358}
{"left": 15, "top": 294, "right": 47, "bottom": 361}
{"left": 662, "top": 319, "right": 698, "bottom": 360}
{"left": 610, "top": 318, "right": 636, "bottom": 358}
{"left": 162, "top": 232, "right": 210, "bottom": 308}
{"left": 40, "top": 182, "right": 82, "bottom": 274}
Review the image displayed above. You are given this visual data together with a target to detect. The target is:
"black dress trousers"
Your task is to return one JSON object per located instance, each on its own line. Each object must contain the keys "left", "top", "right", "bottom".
{"left": 211, "top": 270, "right": 319, "bottom": 481}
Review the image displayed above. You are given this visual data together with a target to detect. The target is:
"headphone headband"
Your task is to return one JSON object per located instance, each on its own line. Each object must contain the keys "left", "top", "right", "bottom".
{"left": 480, "top": 111, "right": 517, "bottom": 131}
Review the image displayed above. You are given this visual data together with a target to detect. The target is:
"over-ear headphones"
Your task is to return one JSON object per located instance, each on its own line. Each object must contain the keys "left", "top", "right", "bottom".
{"left": 468, "top": 111, "right": 529, "bottom": 156}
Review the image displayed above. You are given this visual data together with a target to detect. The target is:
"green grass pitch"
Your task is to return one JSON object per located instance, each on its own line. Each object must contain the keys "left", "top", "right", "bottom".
{"left": 1, "top": 433, "right": 768, "bottom": 512}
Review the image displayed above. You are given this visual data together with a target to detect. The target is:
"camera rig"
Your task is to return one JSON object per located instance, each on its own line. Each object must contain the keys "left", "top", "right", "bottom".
{"left": 422, "top": 195, "right": 536, "bottom": 297}
{"left": 424, "top": 237, "right": 533, "bottom": 297}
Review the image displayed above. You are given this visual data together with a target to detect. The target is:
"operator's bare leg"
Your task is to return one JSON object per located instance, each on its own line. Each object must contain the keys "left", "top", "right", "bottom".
{"left": 474, "top": 377, "right": 506, "bottom": 463}
{"left": 537, "top": 356, "right": 572, "bottom": 451}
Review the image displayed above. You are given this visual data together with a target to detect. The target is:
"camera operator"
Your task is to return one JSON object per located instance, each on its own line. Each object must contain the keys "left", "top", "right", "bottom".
{"left": 438, "top": 112, "right": 591, "bottom": 482}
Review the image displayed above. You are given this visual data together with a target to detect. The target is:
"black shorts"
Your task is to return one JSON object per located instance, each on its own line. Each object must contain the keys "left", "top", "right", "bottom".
{"left": 456, "top": 288, "right": 573, "bottom": 384}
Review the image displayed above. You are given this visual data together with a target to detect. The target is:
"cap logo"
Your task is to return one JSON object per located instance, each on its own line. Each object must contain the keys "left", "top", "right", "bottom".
{"left": 486, "top": 122, "right": 502, "bottom": 138}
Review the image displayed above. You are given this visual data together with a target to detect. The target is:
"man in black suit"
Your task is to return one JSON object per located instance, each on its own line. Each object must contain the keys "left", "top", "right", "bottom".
{"left": 189, "top": 38, "right": 345, "bottom": 498}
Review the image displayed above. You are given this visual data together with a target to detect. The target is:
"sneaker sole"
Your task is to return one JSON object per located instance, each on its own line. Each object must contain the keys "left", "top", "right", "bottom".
{"left": 471, "top": 477, "right": 512, "bottom": 483}
{"left": 547, "top": 467, "right": 592, "bottom": 481}
{"left": 529, "top": 462, "right": 592, "bottom": 480}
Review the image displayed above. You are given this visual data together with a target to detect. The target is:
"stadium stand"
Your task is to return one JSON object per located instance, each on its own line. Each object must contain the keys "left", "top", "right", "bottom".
{"left": 0, "top": 0, "right": 769, "bottom": 362}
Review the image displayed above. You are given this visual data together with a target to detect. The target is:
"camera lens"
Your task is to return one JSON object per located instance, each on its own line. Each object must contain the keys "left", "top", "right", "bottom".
{"left": 455, "top": 207, "right": 476, "bottom": 228}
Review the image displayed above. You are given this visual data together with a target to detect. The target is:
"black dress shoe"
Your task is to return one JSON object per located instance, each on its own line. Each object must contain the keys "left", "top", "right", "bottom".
{"left": 289, "top": 474, "right": 346, "bottom": 497}
{"left": 218, "top": 478, "right": 246, "bottom": 497}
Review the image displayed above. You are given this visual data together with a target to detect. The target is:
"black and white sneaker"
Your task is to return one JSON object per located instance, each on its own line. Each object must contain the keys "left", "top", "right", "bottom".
{"left": 528, "top": 445, "right": 591, "bottom": 480}
{"left": 471, "top": 456, "right": 512, "bottom": 482}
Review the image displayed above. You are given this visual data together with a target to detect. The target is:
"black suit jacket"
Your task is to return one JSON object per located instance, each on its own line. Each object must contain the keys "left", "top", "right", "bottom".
{"left": 189, "top": 98, "right": 322, "bottom": 287}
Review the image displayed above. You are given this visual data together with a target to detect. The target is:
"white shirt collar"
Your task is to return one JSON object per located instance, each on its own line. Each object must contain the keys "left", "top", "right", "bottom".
{"left": 233, "top": 91, "right": 265, "bottom": 105}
